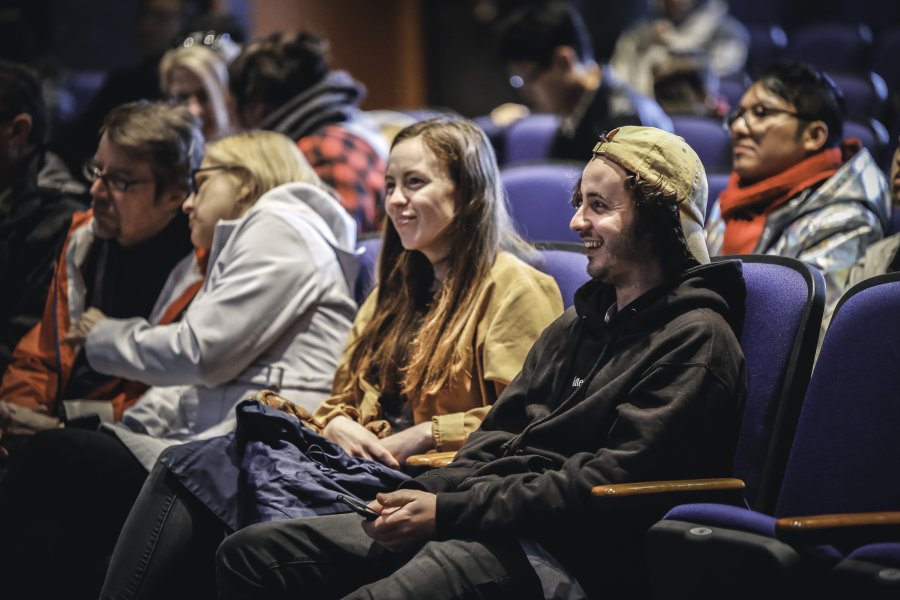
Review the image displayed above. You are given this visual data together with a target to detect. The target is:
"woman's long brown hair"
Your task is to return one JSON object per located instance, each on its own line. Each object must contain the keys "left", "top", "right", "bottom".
{"left": 332, "top": 116, "right": 527, "bottom": 406}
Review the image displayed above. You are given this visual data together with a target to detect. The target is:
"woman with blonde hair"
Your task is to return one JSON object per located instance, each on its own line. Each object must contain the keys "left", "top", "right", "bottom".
{"left": 96, "top": 116, "right": 564, "bottom": 599}
{"left": 0, "top": 130, "right": 358, "bottom": 600}
{"left": 160, "top": 33, "right": 239, "bottom": 141}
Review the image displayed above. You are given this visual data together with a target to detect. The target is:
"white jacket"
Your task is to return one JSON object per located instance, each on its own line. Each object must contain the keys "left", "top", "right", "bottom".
{"left": 85, "top": 182, "right": 358, "bottom": 468}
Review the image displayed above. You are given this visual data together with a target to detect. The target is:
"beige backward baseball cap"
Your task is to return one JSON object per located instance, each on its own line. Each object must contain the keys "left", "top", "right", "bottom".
{"left": 591, "top": 126, "right": 710, "bottom": 264}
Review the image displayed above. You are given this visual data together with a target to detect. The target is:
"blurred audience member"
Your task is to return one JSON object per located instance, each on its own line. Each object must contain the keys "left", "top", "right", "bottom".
{"left": 160, "top": 30, "right": 240, "bottom": 141}
{"left": 229, "top": 31, "right": 388, "bottom": 232}
{"left": 652, "top": 54, "right": 728, "bottom": 118}
{"left": 610, "top": 0, "right": 748, "bottom": 97}
{"left": 0, "top": 101, "right": 202, "bottom": 455}
{"left": 0, "top": 60, "right": 87, "bottom": 376}
{"left": 496, "top": 1, "right": 672, "bottom": 162}
{"left": 706, "top": 61, "right": 890, "bottom": 315}
{"left": 0, "top": 130, "right": 357, "bottom": 600}
{"left": 59, "top": 0, "right": 192, "bottom": 172}
{"left": 841, "top": 144, "right": 900, "bottom": 288}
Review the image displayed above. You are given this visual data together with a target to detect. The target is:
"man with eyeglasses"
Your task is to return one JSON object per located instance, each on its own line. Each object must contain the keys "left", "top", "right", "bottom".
{"left": 494, "top": 2, "right": 673, "bottom": 163}
{"left": 706, "top": 60, "right": 890, "bottom": 318}
{"left": 0, "top": 101, "right": 204, "bottom": 458}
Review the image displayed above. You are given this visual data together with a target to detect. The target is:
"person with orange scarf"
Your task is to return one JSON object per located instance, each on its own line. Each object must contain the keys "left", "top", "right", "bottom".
{"left": 706, "top": 61, "right": 890, "bottom": 313}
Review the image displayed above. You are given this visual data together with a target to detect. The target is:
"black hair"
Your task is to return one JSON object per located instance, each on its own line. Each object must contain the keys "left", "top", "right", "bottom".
{"left": 0, "top": 59, "right": 47, "bottom": 146}
{"left": 754, "top": 60, "right": 846, "bottom": 148}
{"left": 627, "top": 174, "right": 697, "bottom": 277}
{"left": 497, "top": 1, "right": 594, "bottom": 67}
{"left": 228, "top": 31, "right": 329, "bottom": 117}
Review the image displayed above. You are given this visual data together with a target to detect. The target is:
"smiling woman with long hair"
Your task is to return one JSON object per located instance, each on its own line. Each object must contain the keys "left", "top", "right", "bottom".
{"left": 96, "top": 116, "right": 564, "bottom": 600}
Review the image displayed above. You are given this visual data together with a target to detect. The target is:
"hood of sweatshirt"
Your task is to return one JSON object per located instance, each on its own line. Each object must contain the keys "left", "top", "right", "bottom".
{"left": 573, "top": 258, "right": 746, "bottom": 340}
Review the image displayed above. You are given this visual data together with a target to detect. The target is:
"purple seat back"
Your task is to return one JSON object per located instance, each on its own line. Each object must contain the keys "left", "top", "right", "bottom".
{"left": 504, "top": 114, "right": 560, "bottom": 165}
{"left": 776, "top": 273, "right": 900, "bottom": 518}
{"left": 724, "top": 256, "right": 825, "bottom": 512}
{"left": 354, "top": 236, "right": 382, "bottom": 305}
{"left": 830, "top": 72, "right": 888, "bottom": 121}
{"left": 502, "top": 162, "right": 582, "bottom": 244}
{"left": 788, "top": 22, "right": 873, "bottom": 72}
{"left": 528, "top": 244, "right": 590, "bottom": 310}
{"left": 706, "top": 173, "right": 731, "bottom": 221}
{"left": 671, "top": 116, "right": 732, "bottom": 172}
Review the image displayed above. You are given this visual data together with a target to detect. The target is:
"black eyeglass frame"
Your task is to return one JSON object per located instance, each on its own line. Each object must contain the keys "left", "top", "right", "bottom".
{"left": 723, "top": 104, "right": 820, "bottom": 130}
{"left": 83, "top": 161, "right": 154, "bottom": 193}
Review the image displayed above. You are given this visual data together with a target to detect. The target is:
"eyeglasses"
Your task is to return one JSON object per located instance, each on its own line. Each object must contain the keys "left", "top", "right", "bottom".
{"left": 724, "top": 104, "right": 818, "bottom": 130}
{"left": 83, "top": 162, "right": 153, "bottom": 193}
{"left": 189, "top": 165, "right": 246, "bottom": 194}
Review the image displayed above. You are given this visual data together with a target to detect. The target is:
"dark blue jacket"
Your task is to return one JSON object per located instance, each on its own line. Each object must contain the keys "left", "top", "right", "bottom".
{"left": 159, "top": 400, "right": 409, "bottom": 531}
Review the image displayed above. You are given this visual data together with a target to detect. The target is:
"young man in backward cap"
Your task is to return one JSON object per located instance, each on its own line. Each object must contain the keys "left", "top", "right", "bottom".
{"left": 215, "top": 126, "right": 748, "bottom": 599}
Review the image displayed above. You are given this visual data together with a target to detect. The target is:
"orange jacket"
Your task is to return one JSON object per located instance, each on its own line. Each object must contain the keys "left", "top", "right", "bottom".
{"left": 0, "top": 211, "right": 204, "bottom": 421}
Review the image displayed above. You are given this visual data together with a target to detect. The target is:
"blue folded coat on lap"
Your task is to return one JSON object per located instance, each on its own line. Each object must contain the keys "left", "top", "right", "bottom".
{"left": 159, "top": 400, "right": 410, "bottom": 531}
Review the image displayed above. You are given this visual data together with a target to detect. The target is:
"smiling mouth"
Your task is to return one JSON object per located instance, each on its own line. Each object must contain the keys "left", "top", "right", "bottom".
{"left": 583, "top": 240, "right": 602, "bottom": 249}
{"left": 394, "top": 214, "right": 416, "bottom": 226}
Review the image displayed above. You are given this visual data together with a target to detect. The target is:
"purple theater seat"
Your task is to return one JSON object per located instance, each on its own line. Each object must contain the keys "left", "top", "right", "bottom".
{"left": 648, "top": 272, "right": 900, "bottom": 596}
{"left": 354, "top": 236, "right": 382, "bottom": 305}
{"left": 501, "top": 162, "right": 582, "bottom": 244}
{"left": 527, "top": 244, "right": 590, "bottom": 310}
{"left": 788, "top": 22, "right": 874, "bottom": 72}
{"left": 671, "top": 116, "right": 732, "bottom": 173}
{"left": 503, "top": 114, "right": 561, "bottom": 165}
{"left": 706, "top": 173, "right": 731, "bottom": 222}
{"left": 829, "top": 72, "right": 888, "bottom": 121}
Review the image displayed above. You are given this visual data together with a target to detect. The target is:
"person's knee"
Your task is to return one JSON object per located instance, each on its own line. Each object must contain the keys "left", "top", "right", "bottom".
{"left": 216, "top": 521, "right": 274, "bottom": 578}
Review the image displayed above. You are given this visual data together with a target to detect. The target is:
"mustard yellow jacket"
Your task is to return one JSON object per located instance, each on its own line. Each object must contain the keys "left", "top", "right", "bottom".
{"left": 314, "top": 251, "right": 563, "bottom": 451}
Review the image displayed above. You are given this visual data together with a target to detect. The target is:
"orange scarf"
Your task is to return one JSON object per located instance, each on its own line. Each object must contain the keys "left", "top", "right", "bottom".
{"left": 720, "top": 148, "right": 843, "bottom": 254}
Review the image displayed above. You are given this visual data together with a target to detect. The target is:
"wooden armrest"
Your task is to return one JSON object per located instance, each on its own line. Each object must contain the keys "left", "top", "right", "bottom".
{"left": 591, "top": 478, "right": 746, "bottom": 511}
{"left": 776, "top": 512, "right": 900, "bottom": 547}
{"left": 406, "top": 451, "right": 457, "bottom": 469}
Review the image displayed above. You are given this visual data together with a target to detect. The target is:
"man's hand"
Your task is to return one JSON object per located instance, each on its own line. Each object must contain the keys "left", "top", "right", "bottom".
{"left": 0, "top": 401, "right": 62, "bottom": 459}
{"left": 490, "top": 102, "right": 530, "bottom": 127}
{"left": 323, "top": 415, "right": 400, "bottom": 469}
{"left": 379, "top": 421, "right": 434, "bottom": 466}
{"left": 361, "top": 490, "right": 437, "bottom": 551}
{"left": 63, "top": 307, "right": 108, "bottom": 346}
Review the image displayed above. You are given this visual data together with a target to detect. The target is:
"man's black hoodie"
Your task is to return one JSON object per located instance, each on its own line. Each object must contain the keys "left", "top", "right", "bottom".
{"left": 406, "top": 259, "right": 747, "bottom": 595}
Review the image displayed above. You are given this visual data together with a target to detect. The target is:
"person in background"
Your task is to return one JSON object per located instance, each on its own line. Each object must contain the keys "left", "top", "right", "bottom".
{"left": 160, "top": 30, "right": 241, "bottom": 142}
{"left": 0, "top": 129, "right": 358, "bottom": 600}
{"left": 96, "top": 116, "right": 564, "bottom": 599}
{"left": 494, "top": 1, "right": 673, "bottom": 163}
{"left": 0, "top": 101, "right": 202, "bottom": 455}
{"left": 610, "top": 0, "right": 748, "bottom": 98}
{"left": 0, "top": 59, "right": 87, "bottom": 376}
{"left": 214, "top": 125, "right": 746, "bottom": 600}
{"left": 822, "top": 142, "right": 900, "bottom": 330}
{"left": 651, "top": 54, "right": 728, "bottom": 118}
{"left": 60, "top": 0, "right": 193, "bottom": 172}
{"left": 228, "top": 30, "right": 389, "bottom": 232}
{"left": 706, "top": 61, "right": 890, "bottom": 319}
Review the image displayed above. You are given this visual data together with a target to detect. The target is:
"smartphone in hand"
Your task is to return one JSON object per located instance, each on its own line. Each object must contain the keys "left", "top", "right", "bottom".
{"left": 336, "top": 493, "right": 381, "bottom": 521}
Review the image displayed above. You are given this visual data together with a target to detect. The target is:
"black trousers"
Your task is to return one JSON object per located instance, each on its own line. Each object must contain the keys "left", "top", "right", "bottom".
{"left": 0, "top": 427, "right": 147, "bottom": 600}
{"left": 216, "top": 512, "right": 544, "bottom": 600}
{"left": 99, "top": 462, "right": 225, "bottom": 600}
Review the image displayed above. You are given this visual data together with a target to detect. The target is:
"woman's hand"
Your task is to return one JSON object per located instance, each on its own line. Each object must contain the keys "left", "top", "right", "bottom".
{"left": 322, "top": 415, "right": 399, "bottom": 469}
{"left": 63, "top": 307, "right": 108, "bottom": 346}
{"left": 379, "top": 421, "right": 434, "bottom": 467}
